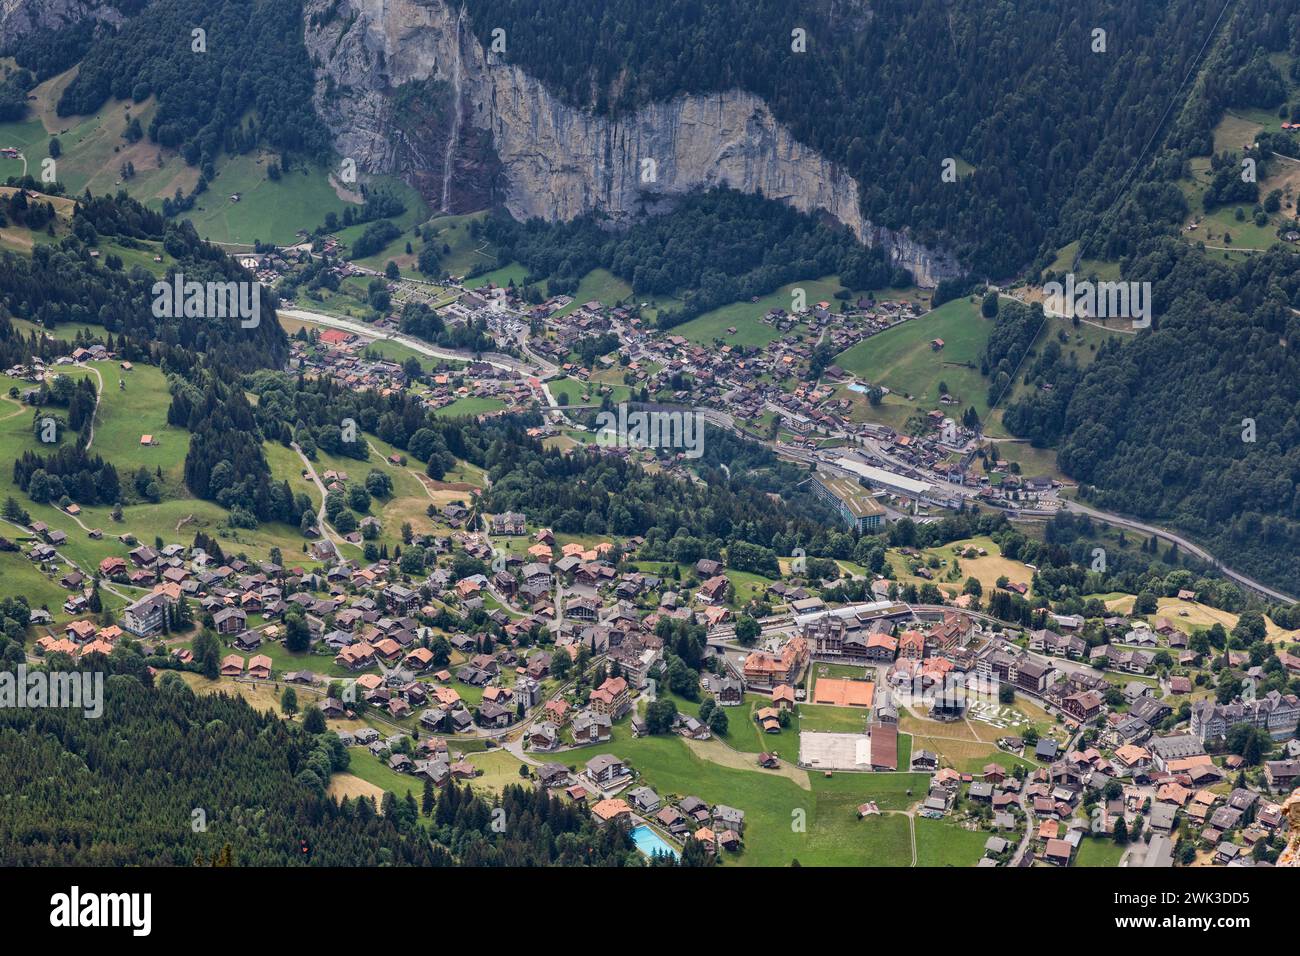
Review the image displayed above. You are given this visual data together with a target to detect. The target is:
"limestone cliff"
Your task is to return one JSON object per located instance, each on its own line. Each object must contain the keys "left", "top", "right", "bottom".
{"left": 303, "top": 0, "right": 962, "bottom": 286}
{"left": 0, "top": 0, "right": 125, "bottom": 43}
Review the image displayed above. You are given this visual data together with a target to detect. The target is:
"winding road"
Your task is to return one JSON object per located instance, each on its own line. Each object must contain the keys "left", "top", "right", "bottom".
{"left": 279, "top": 307, "right": 556, "bottom": 378}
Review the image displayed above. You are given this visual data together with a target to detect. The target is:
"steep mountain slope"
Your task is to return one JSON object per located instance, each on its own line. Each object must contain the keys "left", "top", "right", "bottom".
{"left": 449, "top": 0, "right": 1237, "bottom": 276}
{"left": 302, "top": 0, "right": 960, "bottom": 286}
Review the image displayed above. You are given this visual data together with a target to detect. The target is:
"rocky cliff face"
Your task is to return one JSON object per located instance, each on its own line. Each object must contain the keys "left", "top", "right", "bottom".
{"left": 0, "top": 0, "right": 124, "bottom": 43}
{"left": 303, "top": 0, "right": 961, "bottom": 286}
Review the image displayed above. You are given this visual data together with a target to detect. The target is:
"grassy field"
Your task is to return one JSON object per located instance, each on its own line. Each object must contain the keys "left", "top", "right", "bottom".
{"left": 834, "top": 295, "right": 991, "bottom": 414}
{"left": 464, "top": 262, "right": 530, "bottom": 290}
{"left": 559, "top": 721, "right": 930, "bottom": 866}
{"left": 672, "top": 276, "right": 852, "bottom": 348}
{"left": 467, "top": 748, "right": 528, "bottom": 793}
{"left": 1074, "top": 835, "right": 1126, "bottom": 867}
{"left": 432, "top": 396, "right": 509, "bottom": 418}
{"left": 1103, "top": 594, "right": 1300, "bottom": 644}
{"left": 549, "top": 269, "right": 634, "bottom": 318}
{"left": 0, "top": 356, "right": 319, "bottom": 566}
{"left": 3, "top": 68, "right": 201, "bottom": 203}
{"left": 886, "top": 534, "right": 1034, "bottom": 600}
{"left": 0, "top": 549, "right": 77, "bottom": 621}
{"left": 797, "top": 704, "right": 871, "bottom": 734}
{"left": 186, "top": 155, "right": 380, "bottom": 247}
{"left": 349, "top": 210, "right": 495, "bottom": 278}
{"left": 914, "top": 818, "right": 990, "bottom": 867}
{"left": 910, "top": 735, "right": 1037, "bottom": 775}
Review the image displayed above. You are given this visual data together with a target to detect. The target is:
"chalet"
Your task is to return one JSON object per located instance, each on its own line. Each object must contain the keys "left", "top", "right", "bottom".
{"left": 491, "top": 511, "right": 527, "bottom": 535}
{"left": 697, "top": 575, "right": 731, "bottom": 606}
{"left": 713, "top": 805, "right": 745, "bottom": 833}
{"left": 1043, "top": 838, "right": 1073, "bottom": 866}
{"left": 742, "top": 636, "right": 809, "bottom": 689}
{"left": 1061, "top": 690, "right": 1103, "bottom": 723}
{"left": 335, "top": 642, "right": 376, "bottom": 670}
{"left": 565, "top": 597, "right": 599, "bottom": 622}
{"left": 529, "top": 722, "right": 560, "bottom": 751}
{"left": 220, "top": 654, "right": 244, "bottom": 677}
{"left": 477, "top": 699, "right": 512, "bottom": 729}
{"left": 715, "top": 676, "right": 744, "bottom": 706}
{"left": 572, "top": 712, "right": 613, "bottom": 744}
{"left": 590, "top": 799, "right": 632, "bottom": 826}
{"left": 627, "top": 786, "right": 661, "bottom": 814}
{"left": 1264, "top": 759, "right": 1300, "bottom": 792}
{"left": 535, "top": 762, "right": 570, "bottom": 789}
{"left": 383, "top": 584, "right": 420, "bottom": 614}
{"left": 213, "top": 606, "right": 247, "bottom": 635}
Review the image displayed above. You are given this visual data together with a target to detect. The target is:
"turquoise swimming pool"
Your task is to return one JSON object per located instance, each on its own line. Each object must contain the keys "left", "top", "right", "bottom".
{"left": 631, "top": 824, "right": 680, "bottom": 860}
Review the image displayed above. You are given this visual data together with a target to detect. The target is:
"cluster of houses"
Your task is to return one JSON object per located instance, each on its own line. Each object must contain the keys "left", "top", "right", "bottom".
{"left": 286, "top": 330, "right": 536, "bottom": 416}
{"left": 539, "top": 753, "right": 746, "bottom": 854}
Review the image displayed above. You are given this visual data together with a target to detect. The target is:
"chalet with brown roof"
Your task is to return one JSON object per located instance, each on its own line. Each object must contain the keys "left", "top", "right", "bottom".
{"left": 697, "top": 575, "right": 731, "bottom": 606}
{"left": 544, "top": 698, "right": 570, "bottom": 723}
{"left": 335, "top": 642, "right": 376, "bottom": 670}
{"left": 1061, "top": 690, "right": 1103, "bottom": 723}
{"left": 220, "top": 654, "right": 245, "bottom": 677}
{"left": 65, "top": 620, "right": 96, "bottom": 642}
{"left": 1043, "top": 838, "right": 1073, "bottom": 865}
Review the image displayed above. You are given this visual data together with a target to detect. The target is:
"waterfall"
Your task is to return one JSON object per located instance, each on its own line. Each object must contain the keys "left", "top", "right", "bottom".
{"left": 440, "top": 5, "right": 466, "bottom": 213}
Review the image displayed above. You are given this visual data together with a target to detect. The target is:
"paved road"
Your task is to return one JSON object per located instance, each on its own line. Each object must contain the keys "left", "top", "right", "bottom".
{"left": 282, "top": 304, "right": 1295, "bottom": 603}
{"left": 1059, "top": 499, "right": 1296, "bottom": 603}
{"left": 78, "top": 363, "right": 103, "bottom": 451}
{"left": 278, "top": 307, "right": 556, "bottom": 378}
{"left": 290, "top": 441, "right": 344, "bottom": 560}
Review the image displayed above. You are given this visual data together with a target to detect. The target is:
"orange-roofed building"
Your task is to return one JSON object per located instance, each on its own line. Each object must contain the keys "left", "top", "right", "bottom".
{"left": 65, "top": 620, "right": 96, "bottom": 642}
{"left": 811, "top": 677, "right": 875, "bottom": 708}
{"left": 898, "top": 630, "right": 926, "bottom": 660}
{"left": 590, "top": 799, "right": 632, "bottom": 824}
{"left": 743, "top": 636, "right": 809, "bottom": 686}
{"left": 590, "top": 676, "right": 630, "bottom": 718}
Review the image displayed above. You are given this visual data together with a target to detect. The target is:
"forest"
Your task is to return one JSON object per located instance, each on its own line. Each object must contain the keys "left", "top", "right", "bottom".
{"left": 459, "top": 0, "right": 1289, "bottom": 277}
{"left": 10, "top": 0, "right": 331, "bottom": 169}
{"left": 0, "top": 654, "right": 657, "bottom": 866}
{"left": 482, "top": 188, "right": 902, "bottom": 328}
{"left": 991, "top": 241, "right": 1300, "bottom": 592}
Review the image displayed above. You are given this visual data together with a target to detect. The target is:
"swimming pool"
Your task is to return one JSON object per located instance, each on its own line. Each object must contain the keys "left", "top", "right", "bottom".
{"left": 631, "top": 824, "right": 680, "bottom": 860}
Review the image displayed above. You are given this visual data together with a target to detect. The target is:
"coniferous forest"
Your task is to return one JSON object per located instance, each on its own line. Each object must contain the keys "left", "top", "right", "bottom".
{"left": 0, "top": 660, "right": 644, "bottom": 866}
{"left": 459, "top": 0, "right": 1295, "bottom": 276}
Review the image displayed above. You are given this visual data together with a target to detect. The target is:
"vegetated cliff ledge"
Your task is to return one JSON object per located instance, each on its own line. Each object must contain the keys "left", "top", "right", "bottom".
{"left": 304, "top": 0, "right": 962, "bottom": 287}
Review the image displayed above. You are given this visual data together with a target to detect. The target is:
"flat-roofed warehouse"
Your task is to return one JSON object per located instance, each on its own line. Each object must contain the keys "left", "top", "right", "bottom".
{"left": 831, "top": 456, "right": 958, "bottom": 506}
{"left": 811, "top": 473, "right": 886, "bottom": 532}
